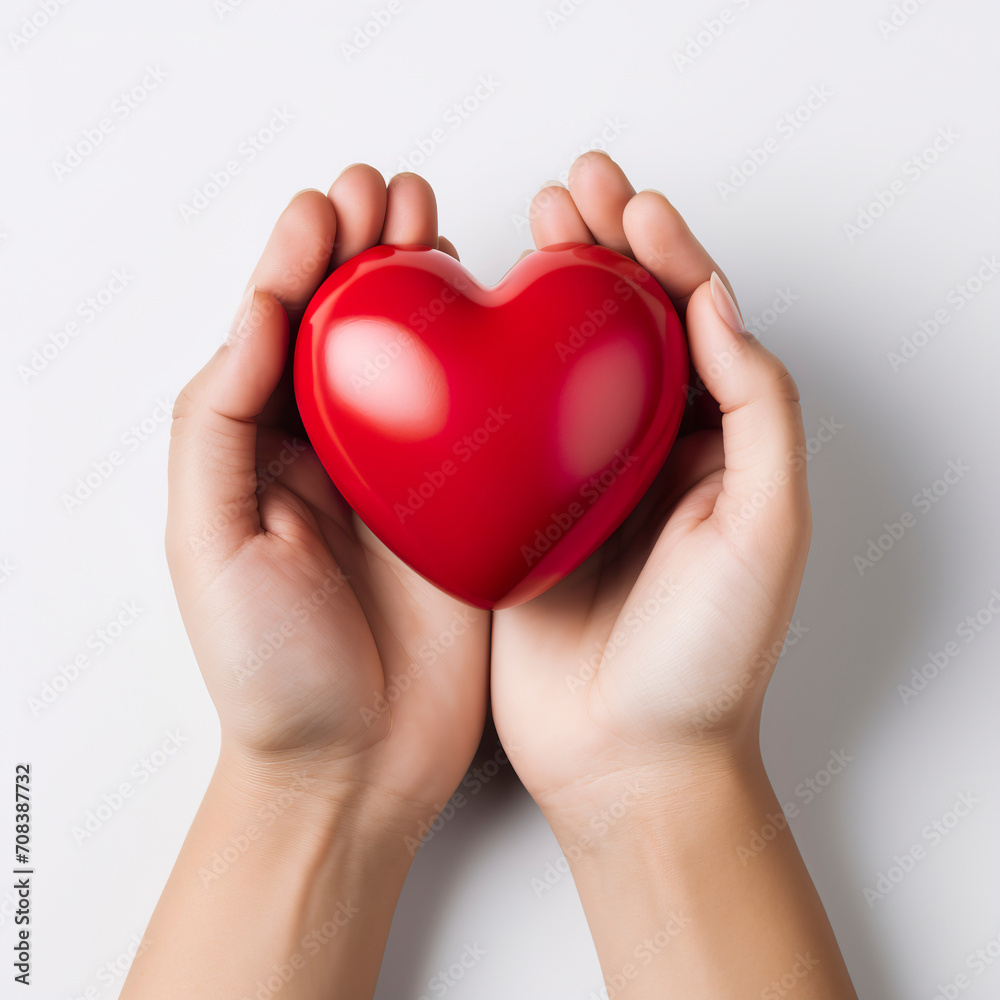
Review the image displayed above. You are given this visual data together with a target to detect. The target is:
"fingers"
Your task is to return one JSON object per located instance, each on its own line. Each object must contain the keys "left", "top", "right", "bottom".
{"left": 622, "top": 190, "right": 736, "bottom": 314}
{"left": 381, "top": 172, "right": 438, "bottom": 246}
{"left": 170, "top": 190, "right": 340, "bottom": 566}
{"left": 566, "top": 151, "right": 635, "bottom": 256}
{"left": 244, "top": 190, "right": 337, "bottom": 320}
{"left": 330, "top": 167, "right": 455, "bottom": 264}
{"left": 529, "top": 183, "right": 594, "bottom": 248}
{"left": 437, "top": 235, "right": 460, "bottom": 260}
{"left": 327, "top": 164, "right": 388, "bottom": 270}
{"left": 167, "top": 289, "right": 289, "bottom": 568}
{"left": 685, "top": 275, "right": 809, "bottom": 541}
{"left": 244, "top": 190, "right": 338, "bottom": 429}
{"left": 540, "top": 152, "right": 737, "bottom": 317}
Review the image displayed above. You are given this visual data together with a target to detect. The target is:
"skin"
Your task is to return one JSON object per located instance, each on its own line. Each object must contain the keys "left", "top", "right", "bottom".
{"left": 491, "top": 152, "right": 858, "bottom": 997}
{"left": 122, "top": 153, "right": 857, "bottom": 999}
{"left": 122, "top": 168, "right": 491, "bottom": 1000}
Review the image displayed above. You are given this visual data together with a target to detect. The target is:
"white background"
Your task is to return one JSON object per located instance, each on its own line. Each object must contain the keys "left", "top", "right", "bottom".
{"left": 3, "top": 0, "right": 999, "bottom": 997}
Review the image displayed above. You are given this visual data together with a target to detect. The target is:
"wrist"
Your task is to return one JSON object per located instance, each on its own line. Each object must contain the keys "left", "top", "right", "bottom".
{"left": 535, "top": 747, "right": 856, "bottom": 999}
{"left": 123, "top": 744, "right": 421, "bottom": 1000}
{"left": 535, "top": 738, "right": 767, "bottom": 855}
{"left": 214, "top": 742, "right": 426, "bottom": 865}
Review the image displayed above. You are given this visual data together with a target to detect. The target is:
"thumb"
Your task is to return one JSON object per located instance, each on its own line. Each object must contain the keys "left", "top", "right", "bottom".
{"left": 685, "top": 273, "right": 810, "bottom": 542}
{"left": 166, "top": 287, "right": 289, "bottom": 569}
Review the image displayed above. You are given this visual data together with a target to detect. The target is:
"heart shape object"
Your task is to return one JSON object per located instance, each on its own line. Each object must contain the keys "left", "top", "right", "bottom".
{"left": 294, "top": 242, "right": 688, "bottom": 609}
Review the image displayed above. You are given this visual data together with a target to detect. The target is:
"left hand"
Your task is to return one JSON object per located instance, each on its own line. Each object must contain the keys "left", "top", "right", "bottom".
{"left": 491, "top": 151, "right": 811, "bottom": 825}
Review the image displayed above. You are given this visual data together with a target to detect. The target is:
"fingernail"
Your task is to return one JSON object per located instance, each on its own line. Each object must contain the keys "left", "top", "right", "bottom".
{"left": 710, "top": 271, "right": 745, "bottom": 334}
{"left": 226, "top": 285, "right": 256, "bottom": 345}
{"left": 538, "top": 179, "right": 565, "bottom": 193}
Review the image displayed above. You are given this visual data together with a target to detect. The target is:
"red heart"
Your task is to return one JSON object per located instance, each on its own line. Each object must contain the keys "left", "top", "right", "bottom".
{"left": 294, "top": 242, "right": 688, "bottom": 609}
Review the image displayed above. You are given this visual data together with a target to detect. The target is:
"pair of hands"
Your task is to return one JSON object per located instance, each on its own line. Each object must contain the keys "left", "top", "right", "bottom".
{"left": 167, "top": 150, "right": 809, "bottom": 846}
{"left": 152, "top": 151, "right": 854, "bottom": 1000}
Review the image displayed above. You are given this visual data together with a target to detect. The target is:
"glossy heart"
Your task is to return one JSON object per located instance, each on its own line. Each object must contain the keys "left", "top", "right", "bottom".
{"left": 294, "top": 242, "right": 688, "bottom": 609}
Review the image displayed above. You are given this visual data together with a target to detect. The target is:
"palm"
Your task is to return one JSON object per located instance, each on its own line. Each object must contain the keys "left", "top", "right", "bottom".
{"left": 185, "top": 443, "right": 486, "bottom": 803}
{"left": 491, "top": 429, "right": 732, "bottom": 796}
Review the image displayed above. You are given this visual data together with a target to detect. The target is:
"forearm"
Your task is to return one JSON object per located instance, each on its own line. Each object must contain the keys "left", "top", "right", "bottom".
{"left": 543, "top": 751, "right": 857, "bottom": 999}
{"left": 121, "top": 749, "right": 414, "bottom": 1000}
